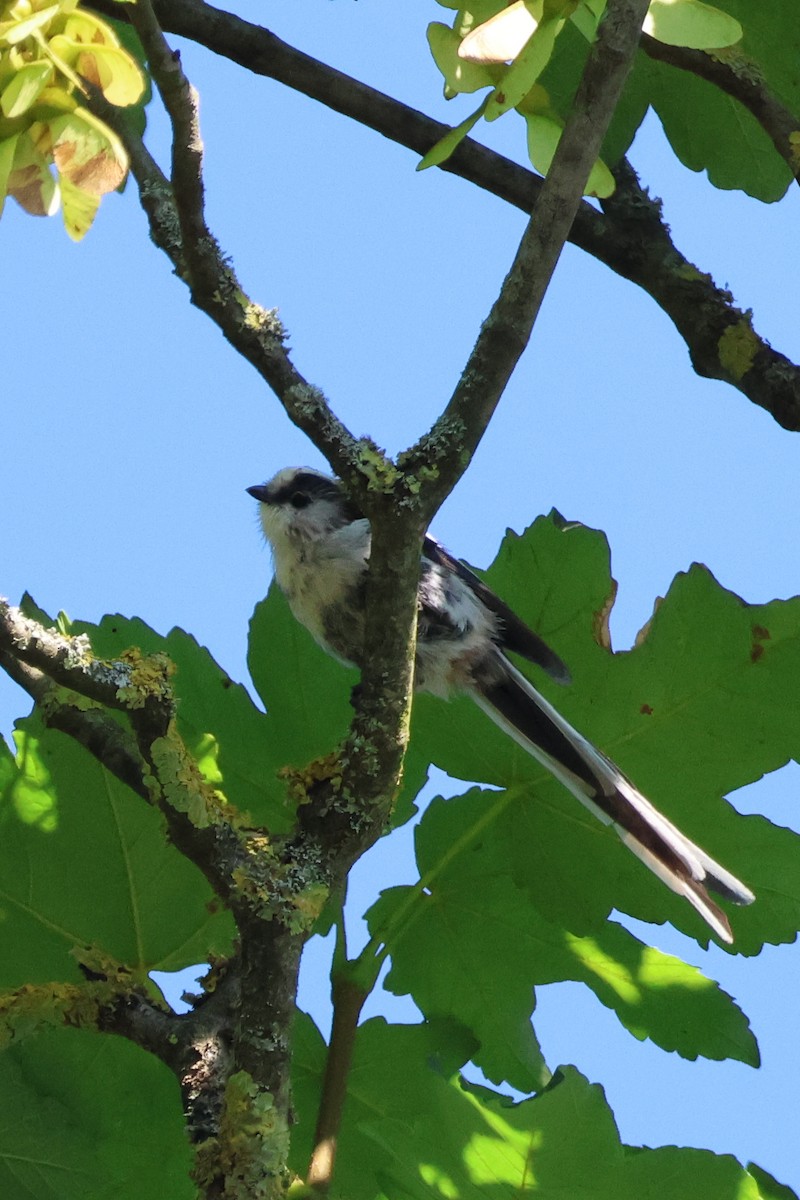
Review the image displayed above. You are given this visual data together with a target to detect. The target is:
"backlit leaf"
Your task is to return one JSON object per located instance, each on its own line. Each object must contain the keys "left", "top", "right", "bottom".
{"left": 0, "top": 59, "right": 52, "bottom": 117}
{"left": 0, "top": 720, "right": 234, "bottom": 986}
{"left": 77, "top": 42, "right": 145, "bottom": 106}
{"left": 59, "top": 170, "right": 99, "bottom": 239}
{"left": 427, "top": 21, "right": 499, "bottom": 95}
{"left": 417, "top": 97, "right": 488, "bottom": 170}
{"left": 0, "top": 4, "right": 59, "bottom": 45}
{"left": 524, "top": 110, "right": 615, "bottom": 194}
{"left": 645, "top": 0, "right": 742, "bottom": 49}
{"left": 485, "top": 13, "right": 563, "bottom": 119}
{"left": 459, "top": 0, "right": 538, "bottom": 64}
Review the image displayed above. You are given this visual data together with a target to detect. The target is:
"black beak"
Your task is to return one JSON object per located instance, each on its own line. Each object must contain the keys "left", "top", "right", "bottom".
{"left": 247, "top": 484, "right": 271, "bottom": 502}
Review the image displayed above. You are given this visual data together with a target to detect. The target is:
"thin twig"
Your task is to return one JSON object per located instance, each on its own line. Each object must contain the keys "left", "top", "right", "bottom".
{"left": 127, "top": 0, "right": 212, "bottom": 273}
{"left": 91, "top": 46, "right": 368, "bottom": 488}
{"left": 307, "top": 975, "right": 368, "bottom": 1194}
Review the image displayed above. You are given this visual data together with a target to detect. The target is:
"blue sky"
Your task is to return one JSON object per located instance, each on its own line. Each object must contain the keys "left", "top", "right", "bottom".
{"left": 1, "top": 0, "right": 799, "bottom": 1190}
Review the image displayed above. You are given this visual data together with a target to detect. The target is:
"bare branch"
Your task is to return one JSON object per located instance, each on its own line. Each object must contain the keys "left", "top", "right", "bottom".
{"left": 600, "top": 159, "right": 800, "bottom": 430}
{"left": 131, "top": 0, "right": 209, "bottom": 229}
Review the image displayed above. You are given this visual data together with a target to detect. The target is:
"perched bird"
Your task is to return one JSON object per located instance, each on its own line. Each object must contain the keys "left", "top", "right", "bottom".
{"left": 248, "top": 466, "right": 754, "bottom": 942}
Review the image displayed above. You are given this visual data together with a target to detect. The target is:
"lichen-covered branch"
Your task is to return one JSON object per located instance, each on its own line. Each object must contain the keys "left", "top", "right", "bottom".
{"left": 116, "top": 0, "right": 800, "bottom": 430}
{"left": 0, "top": 600, "right": 337, "bottom": 1195}
{"left": 599, "top": 159, "right": 800, "bottom": 429}
{"left": 0, "top": 649, "right": 151, "bottom": 799}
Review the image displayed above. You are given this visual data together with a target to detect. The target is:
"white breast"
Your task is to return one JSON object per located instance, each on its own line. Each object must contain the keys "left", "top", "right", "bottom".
{"left": 266, "top": 514, "right": 371, "bottom": 661}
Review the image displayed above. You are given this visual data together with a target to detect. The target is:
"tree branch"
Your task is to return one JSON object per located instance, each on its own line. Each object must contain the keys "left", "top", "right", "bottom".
{"left": 0, "top": 599, "right": 162, "bottom": 712}
{"left": 0, "top": 650, "right": 150, "bottom": 799}
{"left": 114, "top": 0, "right": 800, "bottom": 430}
{"left": 93, "top": 4, "right": 369, "bottom": 490}
{"left": 0, "top": 601, "right": 273, "bottom": 910}
{"left": 404, "top": 0, "right": 652, "bottom": 507}
{"left": 640, "top": 33, "right": 800, "bottom": 184}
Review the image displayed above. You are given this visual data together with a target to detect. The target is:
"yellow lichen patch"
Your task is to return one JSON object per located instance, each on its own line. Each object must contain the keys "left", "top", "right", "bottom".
{"left": 198, "top": 1072, "right": 289, "bottom": 1200}
{"left": 289, "top": 882, "right": 329, "bottom": 926}
{"left": 354, "top": 446, "right": 399, "bottom": 493}
{"left": 41, "top": 683, "right": 102, "bottom": 716}
{"left": 718, "top": 318, "right": 759, "bottom": 381}
{"left": 279, "top": 752, "right": 343, "bottom": 807}
{"left": 150, "top": 729, "right": 224, "bottom": 829}
{"left": 0, "top": 968, "right": 137, "bottom": 1048}
{"left": 115, "top": 648, "right": 174, "bottom": 709}
{"left": 232, "top": 833, "right": 280, "bottom": 914}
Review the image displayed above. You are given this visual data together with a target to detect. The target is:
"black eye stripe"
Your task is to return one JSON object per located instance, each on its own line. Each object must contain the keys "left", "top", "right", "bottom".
{"left": 272, "top": 473, "right": 342, "bottom": 506}
{"left": 267, "top": 472, "right": 364, "bottom": 523}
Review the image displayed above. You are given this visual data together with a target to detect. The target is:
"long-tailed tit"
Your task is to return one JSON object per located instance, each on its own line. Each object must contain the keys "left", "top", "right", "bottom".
{"left": 248, "top": 467, "right": 754, "bottom": 943}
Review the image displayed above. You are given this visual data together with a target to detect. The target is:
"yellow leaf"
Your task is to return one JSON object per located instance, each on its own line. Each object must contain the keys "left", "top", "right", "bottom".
{"left": 524, "top": 112, "right": 615, "bottom": 196}
{"left": 62, "top": 10, "right": 118, "bottom": 46}
{"left": 484, "top": 11, "right": 562, "bottom": 120}
{"left": 644, "top": 0, "right": 742, "bottom": 50}
{"left": 428, "top": 22, "right": 499, "bottom": 96}
{"left": 417, "top": 96, "right": 489, "bottom": 170}
{"left": 0, "top": 4, "right": 59, "bottom": 45}
{"left": 59, "top": 170, "right": 98, "bottom": 239}
{"left": 77, "top": 42, "right": 145, "bottom": 106}
{"left": 459, "top": 0, "right": 540, "bottom": 63}
{"left": 0, "top": 58, "right": 52, "bottom": 117}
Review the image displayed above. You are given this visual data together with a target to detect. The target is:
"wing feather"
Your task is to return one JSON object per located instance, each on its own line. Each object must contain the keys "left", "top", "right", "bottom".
{"left": 423, "top": 536, "right": 571, "bottom": 684}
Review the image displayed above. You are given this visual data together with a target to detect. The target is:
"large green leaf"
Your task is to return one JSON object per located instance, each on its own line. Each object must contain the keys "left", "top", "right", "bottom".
{"left": 368, "top": 788, "right": 758, "bottom": 1079}
{"left": 292, "top": 1017, "right": 790, "bottom": 1199}
{"left": 592, "top": 0, "right": 799, "bottom": 197}
{"left": 409, "top": 514, "right": 800, "bottom": 953}
{"left": 291, "top": 1014, "right": 477, "bottom": 1200}
{"left": 0, "top": 719, "right": 234, "bottom": 986}
{"left": 629, "top": 54, "right": 793, "bottom": 201}
{"left": 0, "top": 1028, "right": 191, "bottom": 1200}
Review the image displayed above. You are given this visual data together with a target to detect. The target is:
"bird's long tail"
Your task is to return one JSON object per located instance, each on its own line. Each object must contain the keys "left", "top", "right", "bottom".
{"left": 472, "top": 656, "right": 754, "bottom": 943}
